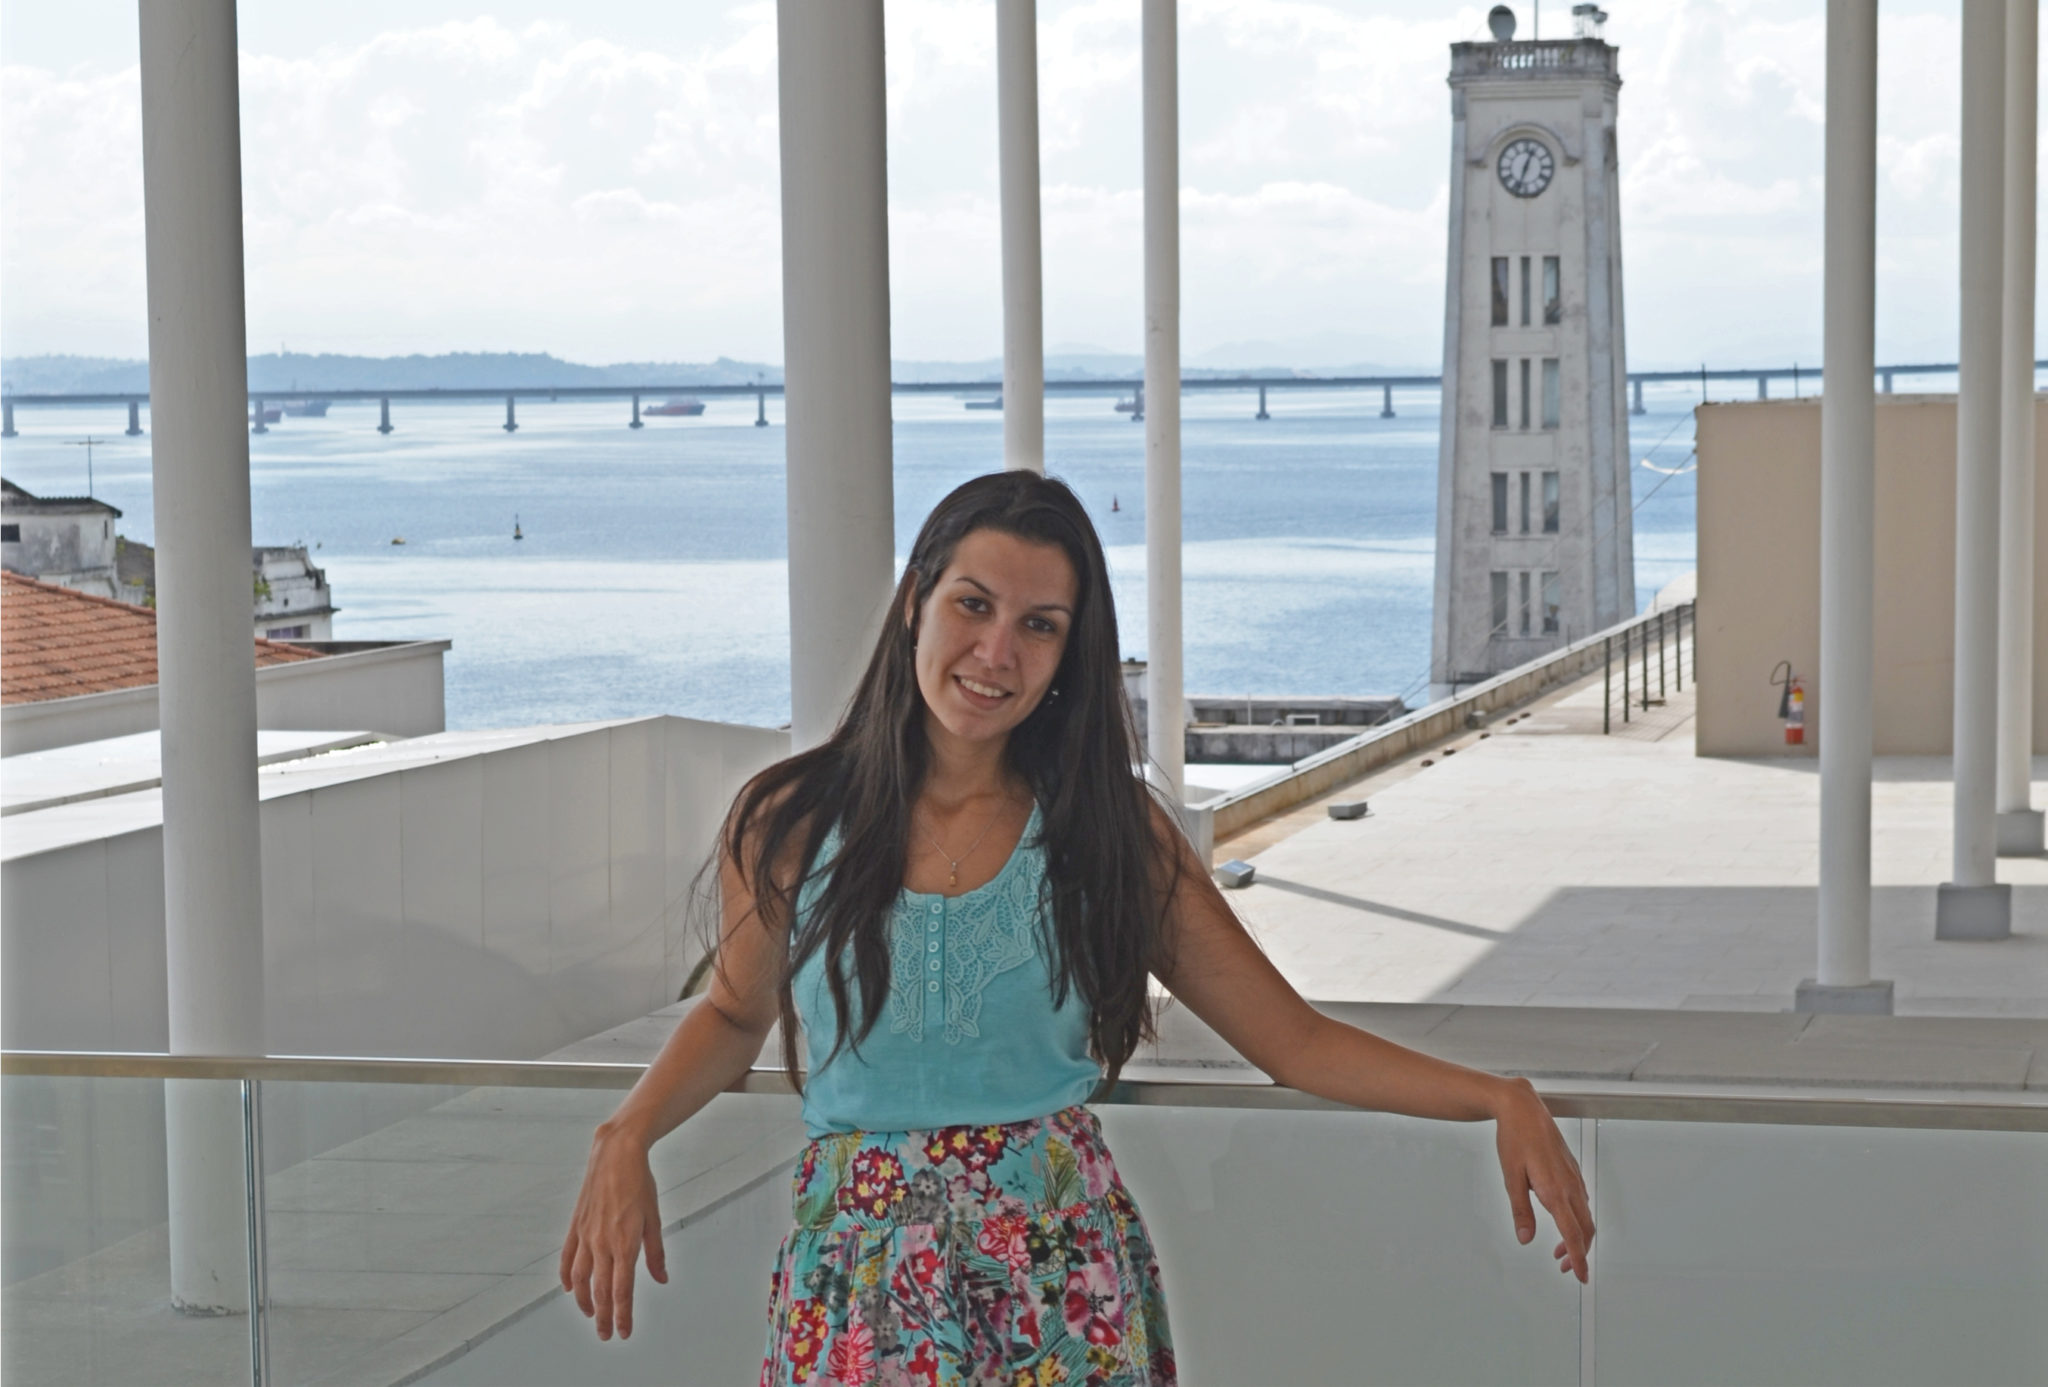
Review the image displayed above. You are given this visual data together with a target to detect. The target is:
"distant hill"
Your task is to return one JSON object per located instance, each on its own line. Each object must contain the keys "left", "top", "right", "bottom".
{"left": 1, "top": 352, "right": 785, "bottom": 396}
{"left": 1, "top": 349, "right": 1441, "bottom": 396}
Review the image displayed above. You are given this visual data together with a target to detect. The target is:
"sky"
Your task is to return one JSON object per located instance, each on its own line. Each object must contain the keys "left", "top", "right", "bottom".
{"left": 1, "top": 1, "right": 2040, "bottom": 371}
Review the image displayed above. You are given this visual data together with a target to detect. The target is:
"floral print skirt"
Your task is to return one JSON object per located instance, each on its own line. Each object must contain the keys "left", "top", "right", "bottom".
{"left": 760, "top": 1106, "right": 1175, "bottom": 1387}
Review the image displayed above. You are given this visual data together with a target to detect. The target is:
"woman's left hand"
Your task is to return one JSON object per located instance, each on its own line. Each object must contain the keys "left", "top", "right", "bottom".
{"left": 1492, "top": 1077, "right": 1595, "bottom": 1282}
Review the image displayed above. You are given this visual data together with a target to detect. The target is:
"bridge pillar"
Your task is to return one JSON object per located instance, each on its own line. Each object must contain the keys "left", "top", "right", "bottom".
{"left": 250, "top": 398, "right": 266, "bottom": 434}
{"left": 755, "top": 389, "right": 769, "bottom": 427}
{"left": 1756, "top": 376, "right": 1768, "bottom": 400}
{"left": 377, "top": 398, "right": 393, "bottom": 434}
{"left": 1254, "top": 385, "right": 1269, "bottom": 420}
{"left": 630, "top": 393, "right": 643, "bottom": 429}
{"left": 503, "top": 396, "right": 518, "bottom": 433}
{"left": 1380, "top": 383, "right": 1395, "bottom": 418}
{"left": 127, "top": 400, "right": 145, "bottom": 436}
{"left": 3, "top": 400, "right": 15, "bottom": 438}
{"left": 1881, "top": 370, "right": 1893, "bottom": 394}
{"left": 1630, "top": 377, "right": 1645, "bottom": 414}
{"left": 1130, "top": 383, "right": 1143, "bottom": 422}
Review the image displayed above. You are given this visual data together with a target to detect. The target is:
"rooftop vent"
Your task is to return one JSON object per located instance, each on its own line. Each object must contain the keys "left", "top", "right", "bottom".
{"left": 1573, "top": 4, "right": 1609, "bottom": 39}
{"left": 1488, "top": 5, "right": 1517, "bottom": 42}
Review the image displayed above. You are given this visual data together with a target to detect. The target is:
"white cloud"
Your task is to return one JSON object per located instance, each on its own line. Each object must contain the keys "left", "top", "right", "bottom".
{"left": 0, "top": 1, "right": 2038, "bottom": 368}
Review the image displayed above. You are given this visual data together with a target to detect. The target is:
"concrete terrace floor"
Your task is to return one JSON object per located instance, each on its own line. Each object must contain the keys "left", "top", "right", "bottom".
{"left": 1220, "top": 658, "right": 2048, "bottom": 1017}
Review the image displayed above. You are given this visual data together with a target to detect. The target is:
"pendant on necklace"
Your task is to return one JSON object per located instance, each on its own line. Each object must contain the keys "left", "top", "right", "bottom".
{"left": 947, "top": 864, "right": 959, "bottom": 888}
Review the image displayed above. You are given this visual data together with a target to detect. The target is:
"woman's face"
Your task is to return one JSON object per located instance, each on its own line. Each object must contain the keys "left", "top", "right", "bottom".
{"left": 909, "top": 527, "right": 1079, "bottom": 750}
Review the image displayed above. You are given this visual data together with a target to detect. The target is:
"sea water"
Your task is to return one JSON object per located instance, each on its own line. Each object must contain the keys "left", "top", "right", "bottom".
{"left": 0, "top": 384, "right": 1702, "bottom": 730}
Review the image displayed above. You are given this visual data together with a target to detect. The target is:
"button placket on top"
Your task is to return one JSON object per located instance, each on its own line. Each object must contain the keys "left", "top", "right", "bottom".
{"left": 924, "top": 898, "right": 944, "bottom": 1035}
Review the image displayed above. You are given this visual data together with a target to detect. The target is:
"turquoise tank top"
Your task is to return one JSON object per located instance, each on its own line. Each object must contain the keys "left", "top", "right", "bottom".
{"left": 791, "top": 802, "right": 1102, "bottom": 1138}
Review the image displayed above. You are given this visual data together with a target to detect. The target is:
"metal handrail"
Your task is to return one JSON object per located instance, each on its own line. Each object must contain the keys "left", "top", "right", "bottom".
{"left": 5, "top": 1049, "right": 2042, "bottom": 1132}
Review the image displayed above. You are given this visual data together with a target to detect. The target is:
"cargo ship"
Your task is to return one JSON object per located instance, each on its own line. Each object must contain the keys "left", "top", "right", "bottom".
{"left": 642, "top": 397, "right": 705, "bottom": 417}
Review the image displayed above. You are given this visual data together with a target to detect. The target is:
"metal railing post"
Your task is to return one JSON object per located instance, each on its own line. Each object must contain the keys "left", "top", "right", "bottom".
{"left": 1658, "top": 609, "right": 1667, "bottom": 700}
{"left": 1604, "top": 636, "right": 1612, "bottom": 734}
{"left": 1674, "top": 605, "right": 1684, "bottom": 694}
{"left": 1623, "top": 626, "right": 1632, "bottom": 723}
{"left": 241, "top": 1078, "right": 271, "bottom": 1386}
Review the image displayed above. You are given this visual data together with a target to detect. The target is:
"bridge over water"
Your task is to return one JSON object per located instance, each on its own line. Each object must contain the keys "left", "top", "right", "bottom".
{"left": 3, "top": 360, "right": 2040, "bottom": 437}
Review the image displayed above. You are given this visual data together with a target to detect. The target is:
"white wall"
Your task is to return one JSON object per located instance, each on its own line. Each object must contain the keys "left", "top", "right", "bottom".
{"left": 0, "top": 639, "right": 449, "bottom": 756}
{"left": 0, "top": 715, "right": 789, "bottom": 1058}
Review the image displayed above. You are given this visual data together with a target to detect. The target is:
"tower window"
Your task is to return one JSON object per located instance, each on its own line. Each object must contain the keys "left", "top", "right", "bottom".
{"left": 1519, "top": 359, "right": 1532, "bottom": 430}
{"left": 1519, "top": 255, "right": 1531, "bottom": 327}
{"left": 1519, "top": 472, "right": 1532, "bottom": 534}
{"left": 1491, "top": 472, "right": 1510, "bottom": 533}
{"left": 1540, "top": 571, "right": 1561, "bottom": 634}
{"left": 1518, "top": 571, "right": 1532, "bottom": 635}
{"left": 1542, "top": 471, "right": 1560, "bottom": 532}
{"left": 1543, "top": 256, "right": 1562, "bottom": 324}
{"left": 1491, "top": 571, "right": 1510, "bottom": 634}
{"left": 1541, "top": 358, "right": 1561, "bottom": 429}
{"left": 1491, "top": 258, "right": 1510, "bottom": 327}
{"left": 0, "top": 524, "right": 17, "bottom": 543}
{"left": 1492, "top": 360, "right": 1509, "bottom": 427}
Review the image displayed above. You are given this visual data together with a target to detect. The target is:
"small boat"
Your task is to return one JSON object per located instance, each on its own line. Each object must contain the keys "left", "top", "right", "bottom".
{"left": 1111, "top": 495, "right": 1120, "bottom": 512}
{"left": 513, "top": 516, "right": 524, "bottom": 542}
{"left": 964, "top": 396, "right": 1002, "bottom": 411}
{"left": 281, "top": 400, "right": 331, "bottom": 417}
{"left": 390, "top": 536, "right": 406, "bottom": 546}
{"left": 1114, "top": 396, "right": 1140, "bottom": 414}
{"left": 642, "top": 397, "right": 706, "bottom": 417}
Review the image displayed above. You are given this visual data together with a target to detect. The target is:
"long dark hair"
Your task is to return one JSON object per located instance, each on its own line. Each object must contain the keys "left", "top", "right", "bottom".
{"left": 720, "top": 470, "right": 1178, "bottom": 1093}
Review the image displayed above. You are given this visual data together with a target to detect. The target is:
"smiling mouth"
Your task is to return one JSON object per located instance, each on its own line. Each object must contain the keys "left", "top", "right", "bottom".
{"left": 954, "top": 675, "right": 1011, "bottom": 700}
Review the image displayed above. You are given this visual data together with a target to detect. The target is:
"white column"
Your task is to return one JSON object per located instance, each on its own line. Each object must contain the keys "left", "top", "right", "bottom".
{"left": 138, "top": 0, "right": 265, "bottom": 1312}
{"left": 1996, "top": 0, "right": 2042, "bottom": 856}
{"left": 1938, "top": 0, "right": 2010, "bottom": 940}
{"left": 1800, "top": 0, "right": 1890, "bottom": 1013}
{"left": 1142, "top": 0, "right": 1183, "bottom": 799}
{"left": 778, "top": 0, "right": 895, "bottom": 751}
{"left": 997, "top": 0, "right": 1045, "bottom": 475}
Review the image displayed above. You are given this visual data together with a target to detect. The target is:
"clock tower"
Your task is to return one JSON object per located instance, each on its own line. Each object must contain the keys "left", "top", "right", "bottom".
{"left": 1429, "top": 5, "right": 1632, "bottom": 697}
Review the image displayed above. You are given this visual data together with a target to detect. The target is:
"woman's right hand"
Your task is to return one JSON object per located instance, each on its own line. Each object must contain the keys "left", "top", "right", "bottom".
{"left": 559, "top": 1122, "right": 668, "bottom": 1341}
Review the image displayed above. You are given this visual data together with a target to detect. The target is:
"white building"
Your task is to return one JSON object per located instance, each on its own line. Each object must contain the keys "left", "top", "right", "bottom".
{"left": 0, "top": 479, "right": 124, "bottom": 601}
{"left": 1429, "top": 6, "right": 1633, "bottom": 697}
{"left": 252, "top": 544, "right": 337, "bottom": 641}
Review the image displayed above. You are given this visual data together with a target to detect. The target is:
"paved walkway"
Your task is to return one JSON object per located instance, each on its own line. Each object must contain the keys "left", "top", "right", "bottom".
{"left": 1222, "top": 660, "right": 2048, "bottom": 1016}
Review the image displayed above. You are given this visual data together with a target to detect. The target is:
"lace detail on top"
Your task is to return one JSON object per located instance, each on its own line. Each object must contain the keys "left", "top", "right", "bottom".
{"left": 887, "top": 822, "right": 1046, "bottom": 1045}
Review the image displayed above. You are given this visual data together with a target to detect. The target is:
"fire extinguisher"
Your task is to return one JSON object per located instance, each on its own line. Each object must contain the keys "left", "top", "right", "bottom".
{"left": 1770, "top": 660, "right": 1805, "bottom": 746}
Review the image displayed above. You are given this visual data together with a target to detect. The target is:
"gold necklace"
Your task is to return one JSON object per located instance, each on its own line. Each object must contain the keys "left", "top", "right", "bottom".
{"left": 917, "top": 796, "right": 1012, "bottom": 889}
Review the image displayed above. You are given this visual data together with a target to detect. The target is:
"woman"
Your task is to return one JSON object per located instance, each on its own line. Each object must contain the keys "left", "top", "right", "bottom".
{"left": 560, "top": 471, "right": 1593, "bottom": 1384}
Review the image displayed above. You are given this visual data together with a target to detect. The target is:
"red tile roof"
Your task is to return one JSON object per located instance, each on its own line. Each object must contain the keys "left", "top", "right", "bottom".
{"left": 1, "top": 570, "right": 323, "bottom": 704}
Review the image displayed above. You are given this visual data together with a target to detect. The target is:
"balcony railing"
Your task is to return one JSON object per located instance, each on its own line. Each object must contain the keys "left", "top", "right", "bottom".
{"left": 1449, "top": 39, "right": 1622, "bottom": 80}
{"left": 5, "top": 1050, "right": 2044, "bottom": 1386}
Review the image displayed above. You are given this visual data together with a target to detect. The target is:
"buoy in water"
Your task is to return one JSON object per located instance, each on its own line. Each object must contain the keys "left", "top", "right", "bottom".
{"left": 1111, "top": 495, "right": 1120, "bottom": 512}
{"left": 513, "top": 515, "right": 524, "bottom": 541}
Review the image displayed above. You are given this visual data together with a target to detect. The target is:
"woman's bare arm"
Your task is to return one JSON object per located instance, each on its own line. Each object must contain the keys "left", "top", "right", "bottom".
{"left": 1146, "top": 802, "right": 1595, "bottom": 1280}
{"left": 558, "top": 826, "right": 790, "bottom": 1341}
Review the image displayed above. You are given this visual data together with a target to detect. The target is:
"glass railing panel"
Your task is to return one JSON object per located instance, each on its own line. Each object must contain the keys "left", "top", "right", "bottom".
{"left": 1098, "top": 1104, "right": 1584, "bottom": 1386}
{"left": 259, "top": 1083, "right": 804, "bottom": 1386}
{"left": 3, "top": 1075, "right": 251, "bottom": 1386}
{"left": 1591, "top": 1118, "right": 2048, "bottom": 1387}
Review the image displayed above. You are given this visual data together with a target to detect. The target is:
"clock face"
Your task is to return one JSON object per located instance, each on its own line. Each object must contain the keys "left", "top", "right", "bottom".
{"left": 1497, "top": 138, "right": 1555, "bottom": 198}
